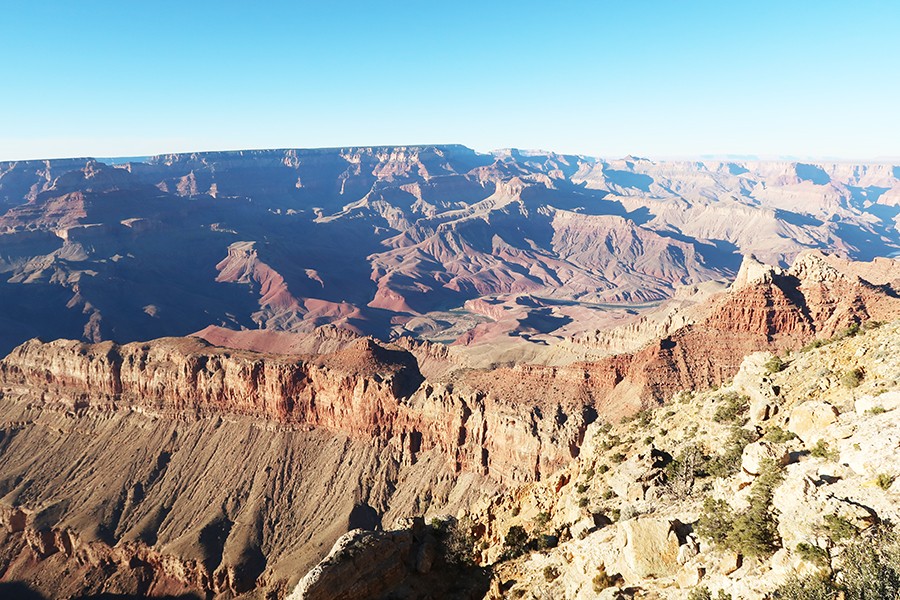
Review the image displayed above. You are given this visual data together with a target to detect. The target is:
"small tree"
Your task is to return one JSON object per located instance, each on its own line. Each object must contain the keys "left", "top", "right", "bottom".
{"left": 697, "top": 459, "right": 784, "bottom": 557}
{"left": 502, "top": 525, "right": 529, "bottom": 560}
{"left": 765, "top": 355, "right": 786, "bottom": 374}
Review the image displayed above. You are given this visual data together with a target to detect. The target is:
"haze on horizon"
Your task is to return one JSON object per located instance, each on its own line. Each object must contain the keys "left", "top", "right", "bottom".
{"left": 2, "top": 0, "right": 898, "bottom": 162}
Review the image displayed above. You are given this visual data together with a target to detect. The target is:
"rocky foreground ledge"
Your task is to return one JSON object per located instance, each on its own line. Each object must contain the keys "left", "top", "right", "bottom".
{"left": 292, "top": 319, "right": 900, "bottom": 599}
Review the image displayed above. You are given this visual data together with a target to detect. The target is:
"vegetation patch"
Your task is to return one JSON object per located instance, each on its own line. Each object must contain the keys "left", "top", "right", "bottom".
{"left": 592, "top": 563, "right": 621, "bottom": 592}
{"left": 697, "top": 459, "right": 784, "bottom": 557}
{"left": 796, "top": 542, "right": 829, "bottom": 566}
{"left": 774, "top": 527, "right": 900, "bottom": 599}
{"left": 809, "top": 439, "right": 838, "bottom": 461}
{"left": 688, "top": 587, "right": 733, "bottom": 600}
{"left": 713, "top": 392, "right": 750, "bottom": 424}
{"left": 823, "top": 514, "right": 858, "bottom": 542}
{"left": 765, "top": 355, "right": 786, "bottom": 374}
{"left": 764, "top": 426, "right": 797, "bottom": 443}
{"left": 841, "top": 368, "right": 864, "bottom": 388}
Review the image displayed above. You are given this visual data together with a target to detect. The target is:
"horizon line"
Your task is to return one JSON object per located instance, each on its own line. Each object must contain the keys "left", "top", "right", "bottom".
{"left": 1, "top": 144, "right": 899, "bottom": 166}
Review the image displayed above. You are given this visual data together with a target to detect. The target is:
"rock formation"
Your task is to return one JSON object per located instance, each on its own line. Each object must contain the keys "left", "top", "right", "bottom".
{"left": 0, "top": 148, "right": 899, "bottom": 356}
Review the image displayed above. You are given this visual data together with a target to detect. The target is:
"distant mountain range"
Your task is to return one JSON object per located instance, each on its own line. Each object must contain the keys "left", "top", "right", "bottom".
{"left": 0, "top": 145, "right": 898, "bottom": 355}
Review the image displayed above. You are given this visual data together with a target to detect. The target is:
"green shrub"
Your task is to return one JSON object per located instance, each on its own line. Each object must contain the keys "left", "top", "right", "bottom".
{"left": 810, "top": 439, "right": 838, "bottom": 461}
{"left": 535, "top": 511, "right": 551, "bottom": 527}
{"left": 596, "top": 464, "right": 609, "bottom": 475}
{"left": 687, "top": 587, "right": 712, "bottom": 600}
{"left": 713, "top": 392, "right": 750, "bottom": 424}
{"left": 841, "top": 323, "right": 861, "bottom": 338}
{"left": 536, "top": 533, "right": 558, "bottom": 550}
{"left": 867, "top": 406, "right": 888, "bottom": 415}
{"left": 840, "top": 528, "right": 900, "bottom": 598}
{"left": 610, "top": 452, "right": 627, "bottom": 464}
{"left": 842, "top": 368, "right": 864, "bottom": 388}
{"left": 823, "top": 513, "right": 858, "bottom": 541}
{"left": 877, "top": 473, "right": 895, "bottom": 490}
{"left": 696, "top": 497, "right": 734, "bottom": 545}
{"left": 543, "top": 565, "right": 559, "bottom": 581}
{"left": 764, "top": 426, "right": 797, "bottom": 443}
{"left": 576, "top": 482, "right": 589, "bottom": 494}
{"left": 688, "top": 587, "right": 732, "bottom": 600}
{"left": 583, "top": 467, "right": 595, "bottom": 479}
{"left": 578, "top": 497, "right": 589, "bottom": 508}
{"left": 796, "top": 542, "right": 830, "bottom": 566}
{"left": 775, "top": 527, "right": 900, "bottom": 599}
{"left": 599, "top": 435, "right": 621, "bottom": 451}
{"left": 441, "top": 517, "right": 477, "bottom": 566}
{"left": 697, "top": 459, "right": 784, "bottom": 557}
{"left": 801, "top": 338, "right": 829, "bottom": 353}
{"left": 863, "top": 320, "right": 883, "bottom": 331}
{"left": 665, "top": 444, "right": 707, "bottom": 498}
{"left": 502, "top": 525, "right": 529, "bottom": 559}
{"left": 765, "top": 355, "right": 786, "bottom": 374}
{"left": 634, "top": 409, "right": 653, "bottom": 426}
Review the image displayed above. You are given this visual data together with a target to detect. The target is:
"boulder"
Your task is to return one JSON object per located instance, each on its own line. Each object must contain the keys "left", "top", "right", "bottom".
{"left": 676, "top": 564, "right": 704, "bottom": 588}
{"left": 733, "top": 352, "right": 782, "bottom": 424}
{"left": 788, "top": 401, "right": 839, "bottom": 444}
{"left": 571, "top": 518, "right": 596, "bottom": 540}
{"left": 741, "top": 441, "right": 790, "bottom": 476}
{"left": 288, "top": 529, "right": 413, "bottom": 600}
{"left": 617, "top": 517, "right": 683, "bottom": 579}
{"left": 839, "top": 408, "right": 900, "bottom": 478}
{"left": 677, "top": 538, "right": 699, "bottom": 565}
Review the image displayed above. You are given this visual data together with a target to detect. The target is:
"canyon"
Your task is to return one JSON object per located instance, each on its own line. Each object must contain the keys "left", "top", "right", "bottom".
{"left": 0, "top": 248, "right": 898, "bottom": 597}
{"left": 1, "top": 147, "right": 899, "bottom": 357}
{"left": 1, "top": 147, "right": 900, "bottom": 598}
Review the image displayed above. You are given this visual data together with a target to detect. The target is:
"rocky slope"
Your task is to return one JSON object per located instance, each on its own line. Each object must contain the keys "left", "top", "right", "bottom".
{"left": 0, "top": 148, "right": 899, "bottom": 356}
{"left": 295, "top": 317, "right": 900, "bottom": 600}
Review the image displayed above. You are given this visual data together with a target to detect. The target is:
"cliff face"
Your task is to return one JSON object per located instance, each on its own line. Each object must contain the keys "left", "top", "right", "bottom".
{"left": 555, "top": 252, "right": 900, "bottom": 416}
{"left": 0, "top": 334, "right": 595, "bottom": 597}
{"left": 0, "top": 336, "right": 593, "bottom": 484}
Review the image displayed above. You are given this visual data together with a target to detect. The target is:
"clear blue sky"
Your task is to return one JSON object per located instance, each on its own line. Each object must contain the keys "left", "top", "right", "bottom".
{"left": 2, "top": 1, "right": 898, "bottom": 161}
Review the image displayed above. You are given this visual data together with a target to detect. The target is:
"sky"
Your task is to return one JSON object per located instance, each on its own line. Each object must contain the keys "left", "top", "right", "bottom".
{"left": 1, "top": 0, "right": 898, "bottom": 161}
